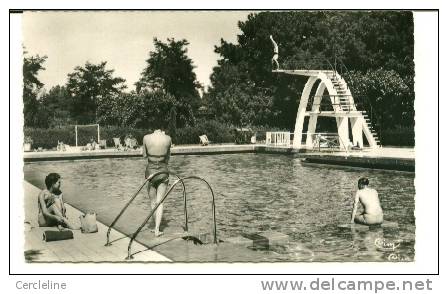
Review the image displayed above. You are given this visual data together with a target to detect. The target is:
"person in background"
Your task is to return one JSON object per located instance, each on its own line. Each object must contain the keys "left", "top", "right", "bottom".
{"left": 88, "top": 137, "right": 97, "bottom": 150}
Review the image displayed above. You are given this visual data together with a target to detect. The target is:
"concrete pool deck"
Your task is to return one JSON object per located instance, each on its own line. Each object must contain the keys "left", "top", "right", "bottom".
{"left": 23, "top": 144, "right": 414, "bottom": 171}
{"left": 23, "top": 178, "right": 291, "bottom": 263}
{"left": 23, "top": 144, "right": 257, "bottom": 162}
{"left": 23, "top": 181, "right": 172, "bottom": 263}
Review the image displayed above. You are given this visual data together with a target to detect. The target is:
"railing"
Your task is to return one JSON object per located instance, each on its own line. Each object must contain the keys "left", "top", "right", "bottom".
{"left": 333, "top": 57, "right": 351, "bottom": 79}
{"left": 105, "top": 171, "right": 187, "bottom": 247}
{"left": 356, "top": 96, "right": 382, "bottom": 142}
{"left": 282, "top": 57, "right": 336, "bottom": 72}
{"left": 125, "top": 175, "right": 218, "bottom": 260}
{"left": 332, "top": 57, "right": 382, "bottom": 142}
{"left": 282, "top": 56, "right": 350, "bottom": 79}
{"left": 266, "top": 131, "right": 292, "bottom": 146}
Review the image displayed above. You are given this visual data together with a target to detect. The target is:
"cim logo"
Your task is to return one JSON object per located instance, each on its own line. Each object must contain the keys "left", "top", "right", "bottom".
{"left": 374, "top": 238, "right": 401, "bottom": 252}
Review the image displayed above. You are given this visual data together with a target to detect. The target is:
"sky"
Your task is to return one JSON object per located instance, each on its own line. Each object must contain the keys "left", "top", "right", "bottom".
{"left": 22, "top": 11, "right": 251, "bottom": 92}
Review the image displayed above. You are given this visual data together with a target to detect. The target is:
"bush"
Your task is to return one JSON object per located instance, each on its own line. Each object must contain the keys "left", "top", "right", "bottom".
{"left": 197, "top": 120, "right": 234, "bottom": 144}
{"left": 380, "top": 126, "right": 414, "bottom": 147}
{"left": 100, "top": 126, "right": 148, "bottom": 147}
{"left": 25, "top": 123, "right": 414, "bottom": 149}
{"left": 23, "top": 126, "right": 150, "bottom": 149}
{"left": 232, "top": 129, "right": 251, "bottom": 144}
{"left": 172, "top": 120, "right": 234, "bottom": 144}
{"left": 23, "top": 120, "right": 236, "bottom": 149}
{"left": 24, "top": 126, "right": 75, "bottom": 149}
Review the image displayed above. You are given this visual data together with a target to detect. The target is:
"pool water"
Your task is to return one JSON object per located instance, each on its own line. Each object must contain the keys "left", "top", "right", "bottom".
{"left": 24, "top": 153, "right": 415, "bottom": 262}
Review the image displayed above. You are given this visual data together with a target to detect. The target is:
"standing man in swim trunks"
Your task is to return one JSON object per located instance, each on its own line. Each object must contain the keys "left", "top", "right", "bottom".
{"left": 351, "top": 177, "right": 383, "bottom": 225}
{"left": 142, "top": 129, "right": 172, "bottom": 237}
{"left": 270, "top": 35, "right": 280, "bottom": 70}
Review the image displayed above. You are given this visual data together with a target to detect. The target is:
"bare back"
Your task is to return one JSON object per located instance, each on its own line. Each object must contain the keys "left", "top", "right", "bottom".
{"left": 358, "top": 187, "right": 383, "bottom": 216}
{"left": 142, "top": 130, "right": 172, "bottom": 163}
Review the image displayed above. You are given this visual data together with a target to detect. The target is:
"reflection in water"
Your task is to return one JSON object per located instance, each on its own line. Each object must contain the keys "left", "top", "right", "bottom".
{"left": 25, "top": 153, "right": 415, "bottom": 261}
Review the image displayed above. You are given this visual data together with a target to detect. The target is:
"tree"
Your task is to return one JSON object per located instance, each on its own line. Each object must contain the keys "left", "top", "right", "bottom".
{"left": 97, "top": 91, "right": 144, "bottom": 127}
{"left": 167, "top": 106, "right": 177, "bottom": 138}
{"left": 136, "top": 38, "right": 202, "bottom": 127}
{"left": 66, "top": 61, "right": 127, "bottom": 124}
{"left": 23, "top": 53, "right": 47, "bottom": 127}
{"left": 96, "top": 90, "right": 178, "bottom": 130}
{"left": 40, "top": 85, "right": 72, "bottom": 127}
{"left": 204, "top": 63, "right": 277, "bottom": 126}
{"left": 346, "top": 69, "right": 414, "bottom": 132}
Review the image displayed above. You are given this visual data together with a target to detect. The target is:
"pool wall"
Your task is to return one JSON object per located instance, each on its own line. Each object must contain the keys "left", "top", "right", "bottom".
{"left": 23, "top": 144, "right": 414, "bottom": 171}
{"left": 301, "top": 153, "right": 414, "bottom": 172}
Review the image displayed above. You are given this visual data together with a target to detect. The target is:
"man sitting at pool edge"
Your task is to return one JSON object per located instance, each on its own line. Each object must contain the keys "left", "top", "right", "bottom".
{"left": 351, "top": 177, "right": 383, "bottom": 225}
{"left": 142, "top": 128, "right": 172, "bottom": 237}
{"left": 38, "top": 173, "right": 78, "bottom": 230}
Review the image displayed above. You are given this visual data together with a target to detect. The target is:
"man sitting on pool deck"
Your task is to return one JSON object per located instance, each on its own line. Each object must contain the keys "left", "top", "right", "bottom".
{"left": 351, "top": 177, "right": 383, "bottom": 225}
{"left": 38, "top": 173, "right": 78, "bottom": 230}
{"left": 142, "top": 129, "right": 172, "bottom": 237}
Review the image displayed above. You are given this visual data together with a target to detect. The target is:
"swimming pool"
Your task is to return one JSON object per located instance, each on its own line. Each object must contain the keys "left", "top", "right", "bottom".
{"left": 24, "top": 153, "right": 415, "bottom": 262}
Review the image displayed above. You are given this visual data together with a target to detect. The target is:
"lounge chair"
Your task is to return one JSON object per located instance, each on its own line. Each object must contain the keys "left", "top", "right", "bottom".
{"left": 199, "top": 135, "right": 210, "bottom": 146}
{"left": 99, "top": 139, "right": 107, "bottom": 149}
{"left": 113, "top": 137, "right": 123, "bottom": 150}
{"left": 57, "top": 141, "right": 66, "bottom": 152}
{"left": 124, "top": 137, "right": 138, "bottom": 150}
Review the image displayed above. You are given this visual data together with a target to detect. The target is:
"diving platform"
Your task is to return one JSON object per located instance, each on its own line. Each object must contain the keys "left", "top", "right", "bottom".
{"left": 272, "top": 69, "right": 334, "bottom": 77}
{"left": 305, "top": 111, "right": 364, "bottom": 117}
{"left": 273, "top": 68, "right": 381, "bottom": 150}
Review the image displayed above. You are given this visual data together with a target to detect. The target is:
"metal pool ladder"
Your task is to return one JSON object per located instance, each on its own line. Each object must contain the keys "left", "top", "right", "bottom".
{"left": 104, "top": 171, "right": 218, "bottom": 260}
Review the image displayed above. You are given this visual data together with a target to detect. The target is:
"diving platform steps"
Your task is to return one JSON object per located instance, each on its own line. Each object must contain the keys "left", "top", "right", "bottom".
{"left": 325, "top": 71, "right": 381, "bottom": 148}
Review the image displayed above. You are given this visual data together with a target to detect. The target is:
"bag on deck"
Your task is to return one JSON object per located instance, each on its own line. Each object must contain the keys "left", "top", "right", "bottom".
{"left": 80, "top": 212, "right": 98, "bottom": 233}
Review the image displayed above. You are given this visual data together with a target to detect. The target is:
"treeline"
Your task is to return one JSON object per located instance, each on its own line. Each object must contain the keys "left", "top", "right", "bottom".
{"left": 23, "top": 38, "right": 201, "bottom": 132}
{"left": 23, "top": 11, "right": 415, "bottom": 146}
{"left": 24, "top": 120, "right": 237, "bottom": 149}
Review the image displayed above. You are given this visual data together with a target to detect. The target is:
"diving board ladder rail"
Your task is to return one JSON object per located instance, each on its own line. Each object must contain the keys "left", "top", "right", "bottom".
{"left": 105, "top": 171, "right": 188, "bottom": 247}
{"left": 126, "top": 175, "right": 218, "bottom": 260}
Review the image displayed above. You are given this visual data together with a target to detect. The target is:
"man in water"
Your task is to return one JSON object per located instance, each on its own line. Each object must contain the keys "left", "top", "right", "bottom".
{"left": 351, "top": 177, "right": 383, "bottom": 225}
{"left": 270, "top": 35, "right": 280, "bottom": 70}
{"left": 38, "top": 173, "right": 78, "bottom": 230}
{"left": 142, "top": 129, "right": 172, "bottom": 237}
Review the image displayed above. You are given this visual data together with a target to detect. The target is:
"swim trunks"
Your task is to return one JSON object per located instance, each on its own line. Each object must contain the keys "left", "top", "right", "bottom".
{"left": 355, "top": 213, "right": 383, "bottom": 225}
{"left": 37, "top": 190, "right": 64, "bottom": 227}
{"left": 145, "top": 161, "right": 169, "bottom": 187}
{"left": 37, "top": 194, "right": 57, "bottom": 227}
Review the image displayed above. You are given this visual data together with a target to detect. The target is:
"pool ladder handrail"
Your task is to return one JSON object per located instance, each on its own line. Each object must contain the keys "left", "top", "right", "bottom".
{"left": 126, "top": 175, "right": 218, "bottom": 260}
{"left": 105, "top": 171, "right": 188, "bottom": 247}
